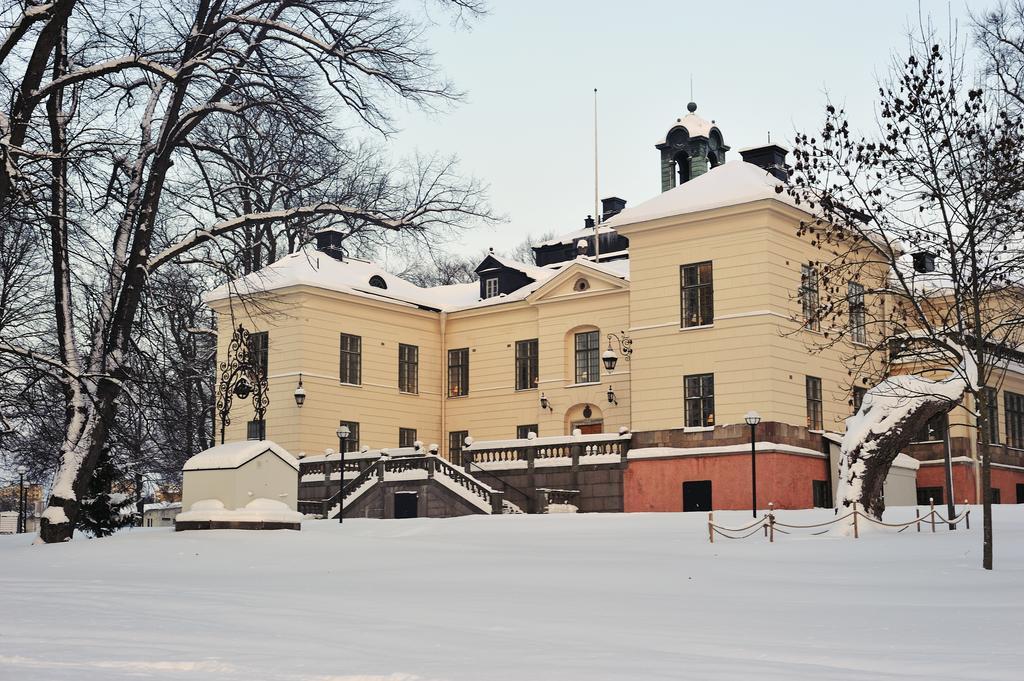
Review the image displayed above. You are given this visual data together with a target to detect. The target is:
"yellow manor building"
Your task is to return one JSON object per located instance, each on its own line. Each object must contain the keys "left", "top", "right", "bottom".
{"left": 206, "top": 105, "right": 1024, "bottom": 514}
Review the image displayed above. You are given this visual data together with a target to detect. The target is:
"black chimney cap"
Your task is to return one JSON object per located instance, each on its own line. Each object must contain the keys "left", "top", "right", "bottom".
{"left": 584, "top": 215, "right": 595, "bottom": 229}
{"left": 912, "top": 251, "right": 936, "bottom": 274}
{"left": 601, "top": 196, "right": 627, "bottom": 221}
{"left": 739, "top": 144, "right": 789, "bottom": 182}
{"left": 315, "top": 228, "right": 346, "bottom": 261}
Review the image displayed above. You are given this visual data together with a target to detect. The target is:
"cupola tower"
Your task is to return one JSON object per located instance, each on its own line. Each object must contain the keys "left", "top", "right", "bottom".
{"left": 655, "top": 102, "right": 729, "bottom": 192}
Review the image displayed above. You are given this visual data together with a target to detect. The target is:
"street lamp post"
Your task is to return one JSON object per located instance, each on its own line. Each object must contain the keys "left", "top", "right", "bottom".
{"left": 336, "top": 424, "right": 351, "bottom": 524}
{"left": 16, "top": 465, "right": 26, "bottom": 534}
{"left": 744, "top": 411, "right": 761, "bottom": 518}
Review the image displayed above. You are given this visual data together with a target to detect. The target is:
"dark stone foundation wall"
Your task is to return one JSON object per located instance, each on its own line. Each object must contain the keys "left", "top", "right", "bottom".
{"left": 474, "top": 464, "right": 624, "bottom": 514}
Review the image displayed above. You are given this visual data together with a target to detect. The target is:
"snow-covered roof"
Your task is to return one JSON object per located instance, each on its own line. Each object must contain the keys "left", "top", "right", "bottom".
{"left": 536, "top": 225, "right": 617, "bottom": 248}
{"left": 475, "top": 252, "right": 551, "bottom": 281}
{"left": 183, "top": 440, "right": 299, "bottom": 472}
{"left": 655, "top": 111, "right": 721, "bottom": 145}
{"left": 604, "top": 160, "right": 803, "bottom": 230}
{"left": 205, "top": 247, "right": 627, "bottom": 314}
{"left": 143, "top": 502, "right": 182, "bottom": 512}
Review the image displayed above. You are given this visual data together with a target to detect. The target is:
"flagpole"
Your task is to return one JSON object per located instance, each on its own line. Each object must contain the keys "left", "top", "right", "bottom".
{"left": 593, "top": 87, "right": 601, "bottom": 261}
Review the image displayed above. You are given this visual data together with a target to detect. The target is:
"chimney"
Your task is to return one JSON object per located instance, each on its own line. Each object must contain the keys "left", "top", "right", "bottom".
{"left": 601, "top": 196, "right": 627, "bottom": 221}
{"left": 739, "top": 144, "right": 789, "bottom": 182}
{"left": 912, "top": 251, "right": 936, "bottom": 274}
{"left": 584, "top": 215, "right": 595, "bottom": 230}
{"left": 314, "top": 228, "right": 346, "bottom": 261}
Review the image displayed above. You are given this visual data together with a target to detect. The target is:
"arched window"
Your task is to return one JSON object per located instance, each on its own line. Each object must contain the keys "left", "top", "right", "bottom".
{"left": 674, "top": 152, "right": 691, "bottom": 184}
{"left": 368, "top": 275, "right": 387, "bottom": 289}
{"left": 707, "top": 151, "right": 719, "bottom": 169}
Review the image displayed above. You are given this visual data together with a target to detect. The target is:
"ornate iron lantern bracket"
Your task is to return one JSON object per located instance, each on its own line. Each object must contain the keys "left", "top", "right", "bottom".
{"left": 216, "top": 324, "right": 270, "bottom": 444}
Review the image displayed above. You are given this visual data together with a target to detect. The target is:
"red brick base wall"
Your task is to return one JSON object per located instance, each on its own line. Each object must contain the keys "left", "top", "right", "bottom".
{"left": 917, "top": 462, "right": 1024, "bottom": 504}
{"left": 624, "top": 452, "right": 829, "bottom": 512}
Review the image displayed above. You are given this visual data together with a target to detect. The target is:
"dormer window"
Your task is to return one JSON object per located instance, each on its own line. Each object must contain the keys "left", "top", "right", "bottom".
{"left": 483, "top": 277, "right": 499, "bottom": 299}
{"left": 368, "top": 275, "right": 387, "bottom": 289}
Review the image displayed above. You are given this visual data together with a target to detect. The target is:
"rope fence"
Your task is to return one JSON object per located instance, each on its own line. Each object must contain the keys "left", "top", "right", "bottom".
{"left": 708, "top": 498, "right": 971, "bottom": 543}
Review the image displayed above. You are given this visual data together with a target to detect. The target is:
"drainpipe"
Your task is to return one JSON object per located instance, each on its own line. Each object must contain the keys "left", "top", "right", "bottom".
{"left": 440, "top": 311, "right": 447, "bottom": 459}
{"left": 821, "top": 433, "right": 835, "bottom": 508}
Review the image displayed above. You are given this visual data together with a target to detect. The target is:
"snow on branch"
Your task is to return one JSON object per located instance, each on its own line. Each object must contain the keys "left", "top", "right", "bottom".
{"left": 146, "top": 203, "right": 405, "bottom": 273}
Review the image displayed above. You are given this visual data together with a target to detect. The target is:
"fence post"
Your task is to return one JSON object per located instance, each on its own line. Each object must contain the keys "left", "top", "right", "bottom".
{"left": 768, "top": 502, "right": 775, "bottom": 543}
{"left": 463, "top": 450, "right": 474, "bottom": 473}
{"left": 965, "top": 505, "right": 970, "bottom": 530}
{"left": 930, "top": 497, "right": 936, "bottom": 533}
{"left": 708, "top": 512, "right": 714, "bottom": 544}
{"left": 427, "top": 456, "right": 435, "bottom": 479}
{"left": 916, "top": 508, "right": 921, "bottom": 533}
{"left": 852, "top": 501, "right": 859, "bottom": 539}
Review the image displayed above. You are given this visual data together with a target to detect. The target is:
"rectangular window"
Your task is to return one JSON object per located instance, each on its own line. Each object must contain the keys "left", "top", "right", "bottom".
{"left": 680, "top": 262, "right": 714, "bottom": 328}
{"left": 852, "top": 386, "right": 867, "bottom": 413}
{"left": 338, "top": 420, "right": 359, "bottom": 453}
{"left": 800, "top": 265, "right": 820, "bottom": 331}
{"left": 448, "top": 348, "right": 469, "bottom": 397}
{"left": 684, "top": 373, "right": 715, "bottom": 427}
{"left": 917, "top": 487, "right": 944, "bottom": 505}
{"left": 399, "top": 343, "right": 419, "bottom": 394}
{"left": 812, "top": 480, "right": 832, "bottom": 508}
{"left": 246, "top": 419, "right": 266, "bottom": 440}
{"left": 574, "top": 331, "right": 600, "bottom": 384}
{"left": 449, "top": 430, "right": 469, "bottom": 465}
{"left": 983, "top": 387, "right": 999, "bottom": 444}
{"left": 248, "top": 331, "right": 269, "bottom": 378}
{"left": 399, "top": 428, "right": 417, "bottom": 448}
{"left": 806, "top": 376, "right": 823, "bottom": 430}
{"left": 339, "top": 333, "right": 361, "bottom": 385}
{"left": 516, "top": 424, "right": 537, "bottom": 440}
{"left": 990, "top": 488, "right": 1002, "bottom": 504}
{"left": 483, "top": 276, "right": 499, "bottom": 299}
{"left": 1006, "top": 391, "right": 1024, "bottom": 449}
{"left": 913, "top": 412, "right": 948, "bottom": 443}
{"left": 515, "top": 339, "right": 539, "bottom": 390}
{"left": 848, "top": 281, "right": 866, "bottom": 344}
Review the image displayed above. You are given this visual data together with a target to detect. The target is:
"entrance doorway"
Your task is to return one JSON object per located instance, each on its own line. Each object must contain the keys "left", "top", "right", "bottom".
{"left": 574, "top": 421, "right": 603, "bottom": 435}
{"left": 682, "top": 480, "right": 712, "bottom": 512}
{"left": 394, "top": 491, "right": 418, "bottom": 519}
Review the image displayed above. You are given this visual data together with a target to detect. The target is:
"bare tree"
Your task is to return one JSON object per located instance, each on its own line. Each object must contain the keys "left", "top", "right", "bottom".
{"left": 788, "top": 29, "right": 1024, "bottom": 569}
{"left": 0, "top": 0, "right": 491, "bottom": 542}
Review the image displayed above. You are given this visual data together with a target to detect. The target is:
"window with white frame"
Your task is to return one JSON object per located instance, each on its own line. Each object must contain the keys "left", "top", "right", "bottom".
{"left": 483, "top": 277, "right": 499, "bottom": 299}
{"left": 848, "top": 281, "right": 866, "bottom": 344}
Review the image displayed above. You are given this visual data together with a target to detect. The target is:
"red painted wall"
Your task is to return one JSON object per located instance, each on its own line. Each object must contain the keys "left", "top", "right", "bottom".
{"left": 916, "top": 462, "right": 1024, "bottom": 504}
{"left": 624, "top": 452, "right": 828, "bottom": 512}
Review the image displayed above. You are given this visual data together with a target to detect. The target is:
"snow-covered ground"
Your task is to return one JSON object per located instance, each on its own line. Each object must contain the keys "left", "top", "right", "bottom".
{"left": 1, "top": 507, "right": 1021, "bottom": 681}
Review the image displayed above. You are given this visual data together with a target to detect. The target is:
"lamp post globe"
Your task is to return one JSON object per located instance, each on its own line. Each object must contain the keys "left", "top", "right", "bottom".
{"left": 744, "top": 410, "right": 761, "bottom": 426}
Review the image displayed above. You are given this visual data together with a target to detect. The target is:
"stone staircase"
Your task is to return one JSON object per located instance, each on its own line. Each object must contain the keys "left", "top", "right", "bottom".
{"left": 298, "top": 453, "right": 524, "bottom": 519}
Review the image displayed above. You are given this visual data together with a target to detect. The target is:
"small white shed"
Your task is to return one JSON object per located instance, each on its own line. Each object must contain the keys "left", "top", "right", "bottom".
{"left": 825, "top": 433, "right": 921, "bottom": 507}
{"left": 181, "top": 440, "right": 299, "bottom": 512}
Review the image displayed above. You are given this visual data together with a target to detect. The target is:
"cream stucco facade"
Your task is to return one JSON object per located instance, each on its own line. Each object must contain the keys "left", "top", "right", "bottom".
{"left": 206, "top": 157, "right": 885, "bottom": 467}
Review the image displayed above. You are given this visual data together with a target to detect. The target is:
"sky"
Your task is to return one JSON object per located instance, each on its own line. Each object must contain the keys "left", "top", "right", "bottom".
{"left": 379, "top": 0, "right": 987, "bottom": 260}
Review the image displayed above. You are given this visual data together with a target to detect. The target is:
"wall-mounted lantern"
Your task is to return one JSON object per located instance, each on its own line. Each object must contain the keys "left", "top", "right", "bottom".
{"left": 607, "top": 385, "right": 618, "bottom": 405}
{"left": 602, "top": 331, "right": 634, "bottom": 371}
{"left": 293, "top": 373, "right": 306, "bottom": 407}
{"left": 540, "top": 392, "right": 552, "bottom": 412}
